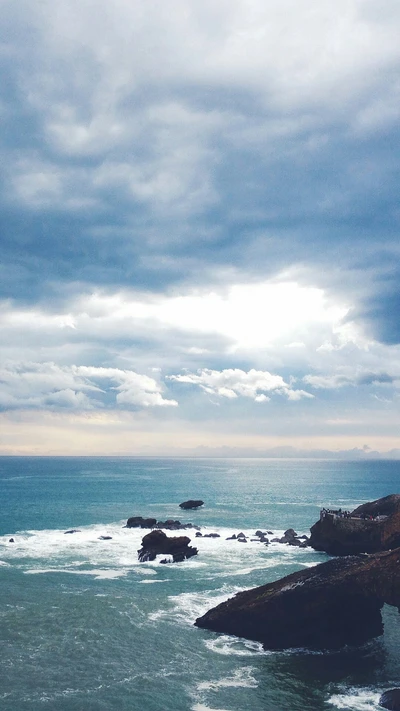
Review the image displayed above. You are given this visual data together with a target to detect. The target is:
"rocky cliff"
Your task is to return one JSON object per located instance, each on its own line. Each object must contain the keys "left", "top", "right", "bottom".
{"left": 309, "top": 494, "right": 400, "bottom": 555}
{"left": 195, "top": 548, "right": 400, "bottom": 650}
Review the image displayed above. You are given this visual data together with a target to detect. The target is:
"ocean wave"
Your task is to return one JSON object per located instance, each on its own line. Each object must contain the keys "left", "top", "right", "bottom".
{"left": 327, "top": 687, "right": 381, "bottom": 710}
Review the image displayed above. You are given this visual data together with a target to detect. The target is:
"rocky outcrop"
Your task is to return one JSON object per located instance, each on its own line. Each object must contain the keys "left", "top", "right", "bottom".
{"left": 380, "top": 689, "right": 400, "bottom": 710}
{"left": 310, "top": 494, "right": 400, "bottom": 555}
{"left": 125, "top": 516, "right": 198, "bottom": 530}
{"left": 179, "top": 499, "right": 204, "bottom": 510}
{"left": 195, "top": 547, "right": 400, "bottom": 650}
{"left": 271, "top": 528, "right": 309, "bottom": 547}
{"left": 138, "top": 529, "right": 198, "bottom": 563}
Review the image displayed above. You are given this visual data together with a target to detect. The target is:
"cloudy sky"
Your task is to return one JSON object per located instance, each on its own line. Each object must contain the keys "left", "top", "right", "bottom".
{"left": 1, "top": 0, "right": 400, "bottom": 456}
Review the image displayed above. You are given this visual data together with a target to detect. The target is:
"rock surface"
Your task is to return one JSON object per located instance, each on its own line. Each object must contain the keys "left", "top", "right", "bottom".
{"left": 138, "top": 529, "right": 198, "bottom": 563}
{"left": 195, "top": 547, "right": 400, "bottom": 650}
{"left": 380, "top": 689, "right": 400, "bottom": 710}
{"left": 310, "top": 494, "right": 400, "bottom": 555}
{"left": 125, "top": 515, "right": 197, "bottom": 530}
{"left": 179, "top": 499, "right": 204, "bottom": 510}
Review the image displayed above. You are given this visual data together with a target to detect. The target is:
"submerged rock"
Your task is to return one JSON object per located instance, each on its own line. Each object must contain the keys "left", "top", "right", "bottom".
{"left": 380, "top": 689, "right": 400, "bottom": 710}
{"left": 195, "top": 547, "right": 400, "bottom": 650}
{"left": 310, "top": 494, "right": 400, "bottom": 555}
{"left": 138, "top": 529, "right": 198, "bottom": 563}
{"left": 64, "top": 529, "right": 81, "bottom": 534}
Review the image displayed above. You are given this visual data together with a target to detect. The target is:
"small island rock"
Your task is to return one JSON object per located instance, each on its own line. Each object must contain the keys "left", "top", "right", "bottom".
{"left": 179, "top": 500, "right": 204, "bottom": 510}
{"left": 138, "top": 529, "right": 198, "bottom": 563}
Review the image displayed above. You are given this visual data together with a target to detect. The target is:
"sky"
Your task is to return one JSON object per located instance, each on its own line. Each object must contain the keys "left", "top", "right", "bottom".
{"left": 1, "top": 0, "right": 400, "bottom": 456}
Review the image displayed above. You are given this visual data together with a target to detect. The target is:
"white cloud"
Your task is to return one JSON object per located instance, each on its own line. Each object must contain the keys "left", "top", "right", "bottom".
{"left": 168, "top": 368, "right": 314, "bottom": 402}
{"left": 0, "top": 363, "right": 177, "bottom": 411}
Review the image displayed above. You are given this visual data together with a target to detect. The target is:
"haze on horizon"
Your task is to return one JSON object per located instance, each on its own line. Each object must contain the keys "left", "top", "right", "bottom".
{"left": 1, "top": 0, "right": 400, "bottom": 457}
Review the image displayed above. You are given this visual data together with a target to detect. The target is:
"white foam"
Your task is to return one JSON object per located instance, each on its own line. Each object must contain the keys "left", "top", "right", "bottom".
{"left": 192, "top": 704, "right": 230, "bottom": 711}
{"left": 24, "top": 567, "right": 130, "bottom": 579}
{"left": 148, "top": 585, "right": 244, "bottom": 625}
{"left": 197, "top": 667, "right": 258, "bottom": 691}
{"left": 204, "top": 635, "right": 266, "bottom": 657}
{"left": 328, "top": 688, "right": 381, "bottom": 710}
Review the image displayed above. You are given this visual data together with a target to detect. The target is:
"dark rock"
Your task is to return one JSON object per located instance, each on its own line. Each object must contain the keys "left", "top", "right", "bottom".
{"left": 64, "top": 529, "right": 81, "bottom": 534}
{"left": 237, "top": 538, "right": 248, "bottom": 543}
{"left": 237, "top": 532, "right": 246, "bottom": 539}
{"left": 226, "top": 534, "right": 237, "bottom": 540}
{"left": 179, "top": 500, "right": 204, "bottom": 510}
{"left": 8, "top": 538, "right": 14, "bottom": 543}
{"left": 126, "top": 516, "right": 157, "bottom": 529}
{"left": 267, "top": 531, "right": 274, "bottom": 535}
{"left": 98, "top": 535, "right": 112, "bottom": 540}
{"left": 195, "top": 547, "right": 400, "bottom": 650}
{"left": 138, "top": 529, "right": 198, "bottom": 563}
{"left": 380, "top": 689, "right": 400, "bottom": 710}
{"left": 310, "top": 494, "right": 400, "bottom": 555}
{"left": 255, "top": 530, "right": 264, "bottom": 537}
{"left": 203, "top": 533, "right": 220, "bottom": 538}
{"left": 271, "top": 537, "right": 281, "bottom": 543}
{"left": 195, "top": 531, "right": 203, "bottom": 537}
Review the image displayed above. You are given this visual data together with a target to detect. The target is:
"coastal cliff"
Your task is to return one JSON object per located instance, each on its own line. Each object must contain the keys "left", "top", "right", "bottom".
{"left": 195, "top": 548, "right": 400, "bottom": 650}
{"left": 309, "top": 494, "right": 400, "bottom": 555}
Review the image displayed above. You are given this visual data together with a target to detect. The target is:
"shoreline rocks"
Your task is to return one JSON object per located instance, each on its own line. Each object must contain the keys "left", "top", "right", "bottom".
{"left": 195, "top": 547, "right": 400, "bottom": 650}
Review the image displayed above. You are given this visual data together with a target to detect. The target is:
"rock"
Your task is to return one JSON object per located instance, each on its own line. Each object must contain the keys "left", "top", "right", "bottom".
{"left": 267, "top": 531, "right": 274, "bottom": 535}
{"left": 126, "top": 516, "right": 157, "bottom": 529}
{"left": 138, "top": 529, "right": 198, "bottom": 563}
{"left": 226, "top": 534, "right": 236, "bottom": 540}
{"left": 380, "top": 689, "right": 400, "bottom": 710}
{"left": 195, "top": 531, "right": 203, "bottom": 537}
{"left": 310, "top": 494, "right": 400, "bottom": 555}
{"left": 195, "top": 547, "right": 400, "bottom": 650}
{"left": 237, "top": 532, "right": 246, "bottom": 539}
{"left": 203, "top": 533, "right": 220, "bottom": 538}
{"left": 98, "top": 535, "right": 112, "bottom": 540}
{"left": 8, "top": 538, "right": 14, "bottom": 543}
{"left": 237, "top": 538, "right": 248, "bottom": 543}
{"left": 64, "top": 529, "right": 81, "bottom": 534}
{"left": 255, "top": 530, "right": 264, "bottom": 537}
{"left": 179, "top": 500, "right": 204, "bottom": 510}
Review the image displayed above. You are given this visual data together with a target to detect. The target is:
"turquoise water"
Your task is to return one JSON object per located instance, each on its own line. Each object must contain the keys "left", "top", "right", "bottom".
{"left": 0, "top": 457, "right": 399, "bottom": 710}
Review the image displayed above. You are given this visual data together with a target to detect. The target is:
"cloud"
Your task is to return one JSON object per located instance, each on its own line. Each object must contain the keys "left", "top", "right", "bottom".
{"left": 169, "top": 368, "right": 314, "bottom": 402}
{"left": 304, "top": 370, "right": 396, "bottom": 390}
{"left": 0, "top": 363, "right": 177, "bottom": 411}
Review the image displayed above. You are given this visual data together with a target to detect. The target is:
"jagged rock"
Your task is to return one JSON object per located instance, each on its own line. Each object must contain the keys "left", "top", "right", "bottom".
{"left": 226, "top": 534, "right": 237, "bottom": 540}
{"left": 179, "top": 500, "right": 204, "bottom": 510}
{"left": 310, "top": 494, "right": 400, "bottom": 555}
{"left": 195, "top": 547, "right": 400, "bottom": 650}
{"left": 126, "top": 516, "right": 157, "bottom": 529}
{"left": 380, "top": 689, "right": 400, "bottom": 710}
{"left": 8, "top": 538, "right": 14, "bottom": 543}
{"left": 203, "top": 533, "right": 220, "bottom": 538}
{"left": 64, "top": 529, "right": 81, "bottom": 534}
{"left": 138, "top": 529, "right": 198, "bottom": 563}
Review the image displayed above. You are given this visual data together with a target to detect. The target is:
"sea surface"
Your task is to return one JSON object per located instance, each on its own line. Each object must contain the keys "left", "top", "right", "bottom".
{"left": 1, "top": 457, "right": 399, "bottom": 711}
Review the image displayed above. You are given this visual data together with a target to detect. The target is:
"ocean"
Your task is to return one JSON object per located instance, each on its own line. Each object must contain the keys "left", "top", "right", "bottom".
{"left": 1, "top": 457, "right": 399, "bottom": 711}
